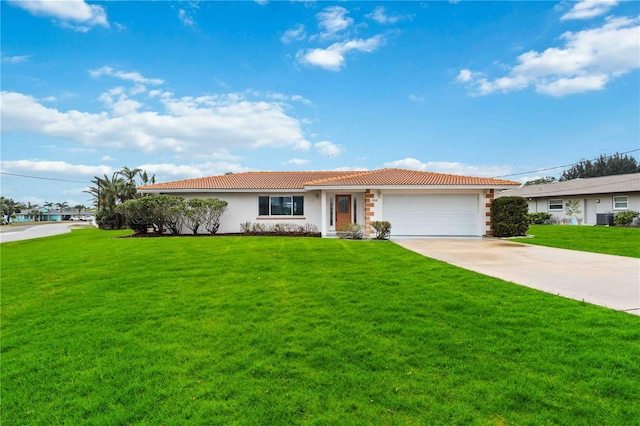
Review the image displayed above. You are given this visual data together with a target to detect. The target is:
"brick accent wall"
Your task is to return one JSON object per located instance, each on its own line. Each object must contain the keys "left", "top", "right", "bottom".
{"left": 364, "top": 189, "right": 374, "bottom": 236}
{"left": 485, "top": 189, "right": 494, "bottom": 236}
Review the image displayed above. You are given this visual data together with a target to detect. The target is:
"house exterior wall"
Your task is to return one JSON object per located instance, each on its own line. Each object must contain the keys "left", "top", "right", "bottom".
{"left": 161, "top": 187, "right": 498, "bottom": 237}
{"left": 526, "top": 193, "right": 640, "bottom": 224}
{"left": 177, "top": 191, "right": 323, "bottom": 234}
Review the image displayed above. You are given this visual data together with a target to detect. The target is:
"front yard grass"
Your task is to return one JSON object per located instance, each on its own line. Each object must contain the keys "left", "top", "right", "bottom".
{"left": 512, "top": 224, "right": 640, "bottom": 258}
{"left": 2, "top": 229, "right": 639, "bottom": 425}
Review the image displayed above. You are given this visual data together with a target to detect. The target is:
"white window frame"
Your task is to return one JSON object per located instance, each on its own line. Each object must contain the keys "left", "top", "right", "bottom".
{"left": 548, "top": 199, "right": 563, "bottom": 211}
{"left": 613, "top": 195, "right": 628, "bottom": 210}
{"left": 258, "top": 195, "right": 304, "bottom": 217}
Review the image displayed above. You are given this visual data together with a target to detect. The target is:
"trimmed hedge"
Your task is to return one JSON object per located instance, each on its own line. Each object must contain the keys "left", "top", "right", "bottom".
{"left": 491, "top": 196, "right": 529, "bottom": 237}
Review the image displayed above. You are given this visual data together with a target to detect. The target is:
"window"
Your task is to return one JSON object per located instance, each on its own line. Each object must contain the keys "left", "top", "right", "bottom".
{"left": 353, "top": 196, "right": 357, "bottom": 224}
{"left": 258, "top": 196, "right": 304, "bottom": 216}
{"left": 329, "top": 197, "right": 334, "bottom": 226}
{"left": 548, "top": 199, "right": 563, "bottom": 211}
{"left": 613, "top": 196, "right": 628, "bottom": 210}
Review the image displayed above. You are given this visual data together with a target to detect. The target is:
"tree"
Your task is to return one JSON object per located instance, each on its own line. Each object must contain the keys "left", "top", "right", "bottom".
{"left": 55, "top": 202, "right": 69, "bottom": 211}
{"left": 184, "top": 199, "right": 207, "bottom": 235}
{"left": 39, "top": 201, "right": 57, "bottom": 221}
{"left": 86, "top": 167, "right": 156, "bottom": 229}
{"left": 0, "top": 197, "right": 20, "bottom": 224}
{"left": 117, "top": 195, "right": 185, "bottom": 234}
{"left": 523, "top": 176, "right": 557, "bottom": 186}
{"left": 74, "top": 204, "right": 87, "bottom": 215}
{"left": 30, "top": 208, "right": 41, "bottom": 222}
{"left": 560, "top": 153, "right": 640, "bottom": 181}
{"left": 115, "top": 166, "right": 142, "bottom": 185}
{"left": 203, "top": 199, "right": 228, "bottom": 235}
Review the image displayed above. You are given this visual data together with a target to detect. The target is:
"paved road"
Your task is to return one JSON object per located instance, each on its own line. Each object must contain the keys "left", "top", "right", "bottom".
{"left": 394, "top": 238, "right": 640, "bottom": 316}
{"left": 0, "top": 222, "right": 93, "bottom": 243}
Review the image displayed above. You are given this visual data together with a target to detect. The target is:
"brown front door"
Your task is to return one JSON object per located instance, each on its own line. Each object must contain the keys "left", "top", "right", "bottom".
{"left": 335, "top": 195, "right": 351, "bottom": 230}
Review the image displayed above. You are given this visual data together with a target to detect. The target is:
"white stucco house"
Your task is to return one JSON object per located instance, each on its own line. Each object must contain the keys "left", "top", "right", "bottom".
{"left": 138, "top": 168, "right": 519, "bottom": 237}
{"left": 496, "top": 173, "right": 640, "bottom": 225}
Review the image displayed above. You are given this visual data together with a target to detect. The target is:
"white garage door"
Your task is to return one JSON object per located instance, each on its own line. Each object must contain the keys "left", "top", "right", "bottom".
{"left": 383, "top": 195, "right": 479, "bottom": 236}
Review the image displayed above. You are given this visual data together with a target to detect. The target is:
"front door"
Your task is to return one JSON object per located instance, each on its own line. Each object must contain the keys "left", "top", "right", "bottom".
{"left": 335, "top": 195, "right": 352, "bottom": 230}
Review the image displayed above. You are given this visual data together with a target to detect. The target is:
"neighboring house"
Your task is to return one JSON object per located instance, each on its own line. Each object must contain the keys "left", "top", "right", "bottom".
{"left": 138, "top": 168, "right": 519, "bottom": 237}
{"left": 496, "top": 173, "right": 640, "bottom": 225}
{"left": 10, "top": 209, "right": 95, "bottom": 223}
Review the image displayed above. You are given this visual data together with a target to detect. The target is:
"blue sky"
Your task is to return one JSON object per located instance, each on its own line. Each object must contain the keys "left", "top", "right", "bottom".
{"left": 1, "top": 0, "right": 639, "bottom": 207}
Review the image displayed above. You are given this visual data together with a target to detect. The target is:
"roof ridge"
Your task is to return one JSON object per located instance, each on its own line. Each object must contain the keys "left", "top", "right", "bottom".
{"left": 303, "top": 169, "right": 377, "bottom": 186}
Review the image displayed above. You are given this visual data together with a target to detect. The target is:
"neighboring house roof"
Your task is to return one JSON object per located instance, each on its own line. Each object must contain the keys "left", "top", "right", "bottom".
{"left": 497, "top": 173, "right": 640, "bottom": 198}
{"left": 138, "top": 169, "right": 520, "bottom": 192}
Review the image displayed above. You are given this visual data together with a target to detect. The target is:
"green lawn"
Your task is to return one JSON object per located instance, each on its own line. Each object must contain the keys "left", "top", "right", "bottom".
{"left": 2, "top": 229, "right": 639, "bottom": 425}
{"left": 512, "top": 225, "right": 640, "bottom": 258}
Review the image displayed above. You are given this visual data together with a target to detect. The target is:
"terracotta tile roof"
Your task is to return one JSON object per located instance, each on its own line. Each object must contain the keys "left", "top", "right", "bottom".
{"left": 138, "top": 169, "right": 520, "bottom": 191}
{"left": 137, "top": 171, "right": 358, "bottom": 191}
{"left": 304, "top": 168, "right": 521, "bottom": 187}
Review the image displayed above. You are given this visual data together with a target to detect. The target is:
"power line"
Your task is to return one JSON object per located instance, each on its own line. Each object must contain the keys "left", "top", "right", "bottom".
{"left": 0, "top": 171, "right": 88, "bottom": 184}
{"left": 492, "top": 149, "right": 640, "bottom": 178}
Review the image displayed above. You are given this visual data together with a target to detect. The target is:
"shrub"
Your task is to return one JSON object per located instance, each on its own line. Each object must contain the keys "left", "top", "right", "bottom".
{"left": 239, "top": 222, "right": 320, "bottom": 237}
{"left": 491, "top": 196, "right": 529, "bottom": 237}
{"left": 614, "top": 210, "right": 639, "bottom": 226}
{"left": 118, "top": 195, "right": 185, "bottom": 234}
{"left": 203, "top": 199, "right": 228, "bottom": 235}
{"left": 184, "top": 199, "right": 208, "bottom": 235}
{"left": 370, "top": 221, "right": 392, "bottom": 239}
{"left": 528, "top": 212, "right": 552, "bottom": 225}
{"left": 337, "top": 223, "right": 364, "bottom": 240}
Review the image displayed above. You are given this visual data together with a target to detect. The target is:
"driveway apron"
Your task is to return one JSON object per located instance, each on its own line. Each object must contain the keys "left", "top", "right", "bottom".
{"left": 394, "top": 238, "right": 640, "bottom": 316}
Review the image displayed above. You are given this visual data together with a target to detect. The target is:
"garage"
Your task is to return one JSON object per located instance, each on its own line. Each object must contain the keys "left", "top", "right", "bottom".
{"left": 383, "top": 194, "right": 480, "bottom": 236}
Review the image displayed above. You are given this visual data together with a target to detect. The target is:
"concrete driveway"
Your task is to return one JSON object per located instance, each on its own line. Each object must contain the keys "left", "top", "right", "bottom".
{"left": 394, "top": 238, "right": 640, "bottom": 316}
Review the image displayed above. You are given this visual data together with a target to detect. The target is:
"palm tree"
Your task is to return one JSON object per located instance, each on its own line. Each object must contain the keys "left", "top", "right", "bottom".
{"left": 30, "top": 208, "right": 41, "bottom": 222}
{"left": 40, "top": 201, "right": 54, "bottom": 221}
{"left": 115, "top": 166, "right": 142, "bottom": 185}
{"left": 55, "top": 202, "right": 69, "bottom": 212}
{"left": 1, "top": 197, "right": 20, "bottom": 224}
{"left": 86, "top": 167, "right": 154, "bottom": 229}
{"left": 140, "top": 171, "right": 156, "bottom": 185}
{"left": 74, "top": 204, "right": 87, "bottom": 214}
{"left": 53, "top": 202, "right": 69, "bottom": 221}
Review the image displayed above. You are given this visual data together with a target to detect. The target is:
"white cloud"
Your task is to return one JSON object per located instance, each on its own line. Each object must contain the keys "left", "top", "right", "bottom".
{"left": 297, "top": 35, "right": 385, "bottom": 71}
{"left": 1, "top": 159, "right": 113, "bottom": 176}
{"left": 9, "top": 0, "right": 109, "bottom": 30}
{"left": 100, "top": 155, "right": 116, "bottom": 162}
{"left": 1, "top": 54, "right": 31, "bottom": 63}
{"left": 281, "top": 24, "right": 306, "bottom": 44}
{"left": 536, "top": 74, "right": 609, "bottom": 96}
{"left": 366, "top": 6, "right": 413, "bottom": 24}
{"left": 284, "top": 158, "right": 310, "bottom": 165}
{"left": 315, "top": 141, "right": 343, "bottom": 157}
{"left": 456, "top": 69, "right": 473, "bottom": 82}
{"left": 384, "top": 158, "right": 513, "bottom": 177}
{"left": 255, "top": 0, "right": 268, "bottom": 5}
{"left": 561, "top": 0, "right": 619, "bottom": 21}
{"left": 408, "top": 94, "right": 425, "bottom": 103}
{"left": 138, "top": 162, "right": 249, "bottom": 180}
{"left": 178, "top": 9, "right": 195, "bottom": 26}
{"left": 1, "top": 90, "right": 313, "bottom": 155}
{"left": 316, "top": 6, "right": 353, "bottom": 40}
{"left": 89, "top": 66, "right": 164, "bottom": 85}
{"left": 457, "top": 16, "right": 640, "bottom": 96}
